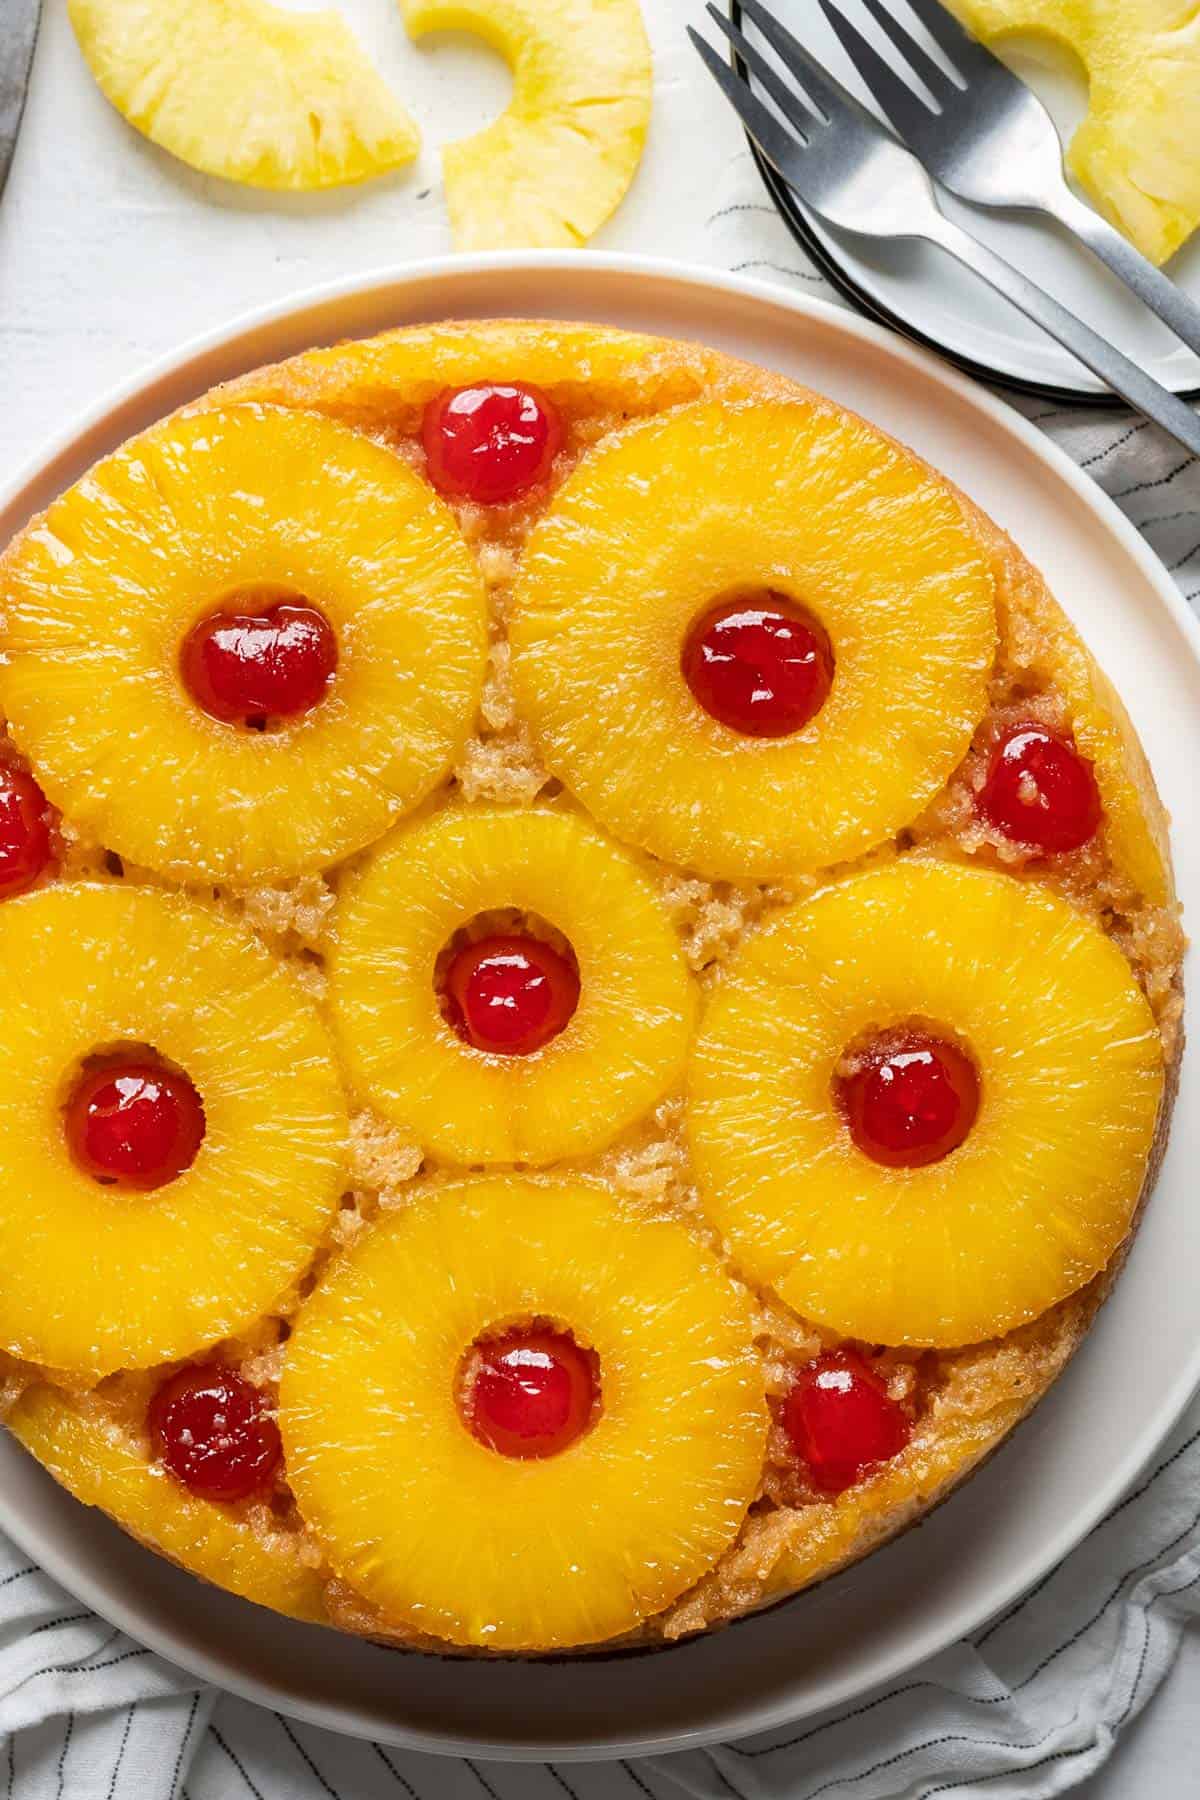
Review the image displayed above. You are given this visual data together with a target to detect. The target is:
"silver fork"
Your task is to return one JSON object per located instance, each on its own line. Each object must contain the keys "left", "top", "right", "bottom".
{"left": 690, "top": 0, "right": 1200, "bottom": 455}
{"left": 817, "top": 0, "right": 1200, "bottom": 362}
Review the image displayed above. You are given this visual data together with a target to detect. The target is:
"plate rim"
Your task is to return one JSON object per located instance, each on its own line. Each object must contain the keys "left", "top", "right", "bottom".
{"left": 0, "top": 249, "right": 1197, "bottom": 1761}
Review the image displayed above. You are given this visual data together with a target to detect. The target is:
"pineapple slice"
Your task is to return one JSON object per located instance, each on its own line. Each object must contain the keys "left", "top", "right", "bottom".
{"left": 219, "top": 319, "right": 737, "bottom": 438}
{"left": 687, "top": 859, "right": 1163, "bottom": 1348}
{"left": 947, "top": 0, "right": 1200, "bottom": 264}
{"left": 69, "top": 0, "right": 418, "bottom": 190}
{"left": 400, "top": 0, "right": 652, "bottom": 248}
{"left": 510, "top": 400, "right": 997, "bottom": 882}
{"left": 329, "top": 806, "right": 696, "bottom": 1165}
{"left": 8, "top": 1385, "right": 327, "bottom": 1622}
{"left": 279, "top": 1175, "right": 766, "bottom": 1651}
{"left": 0, "top": 884, "right": 347, "bottom": 1376}
{"left": 0, "top": 404, "right": 488, "bottom": 885}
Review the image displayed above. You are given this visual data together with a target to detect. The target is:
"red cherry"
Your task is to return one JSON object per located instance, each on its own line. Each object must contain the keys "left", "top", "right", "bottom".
{"left": 976, "top": 723, "right": 1101, "bottom": 855}
{"left": 65, "top": 1059, "right": 205, "bottom": 1190}
{"left": 783, "top": 1350, "right": 910, "bottom": 1494}
{"left": 442, "top": 933, "right": 580, "bottom": 1056}
{"left": 148, "top": 1365, "right": 282, "bottom": 1502}
{"left": 422, "top": 383, "right": 563, "bottom": 504}
{"left": 470, "top": 1329, "right": 596, "bottom": 1460}
{"left": 181, "top": 601, "right": 337, "bottom": 726}
{"left": 837, "top": 1030, "right": 979, "bottom": 1170}
{"left": 682, "top": 594, "right": 834, "bottom": 737}
{"left": 0, "top": 764, "right": 52, "bottom": 899}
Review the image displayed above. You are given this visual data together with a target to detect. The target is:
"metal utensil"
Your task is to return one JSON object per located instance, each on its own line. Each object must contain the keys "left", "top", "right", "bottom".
{"left": 0, "top": 0, "right": 41, "bottom": 202}
{"left": 817, "top": 0, "right": 1200, "bottom": 363}
{"left": 690, "top": 0, "right": 1200, "bottom": 456}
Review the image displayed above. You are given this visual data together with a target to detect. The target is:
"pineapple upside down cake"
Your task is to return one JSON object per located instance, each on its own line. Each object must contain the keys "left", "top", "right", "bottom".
{"left": 0, "top": 321, "right": 1182, "bottom": 1655}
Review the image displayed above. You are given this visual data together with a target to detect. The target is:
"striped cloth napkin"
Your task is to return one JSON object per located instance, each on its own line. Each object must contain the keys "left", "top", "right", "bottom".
{"left": 2, "top": 154, "right": 1198, "bottom": 1799}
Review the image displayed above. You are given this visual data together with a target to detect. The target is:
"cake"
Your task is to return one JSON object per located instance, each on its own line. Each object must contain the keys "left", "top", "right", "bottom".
{"left": 0, "top": 320, "right": 1181, "bottom": 1654}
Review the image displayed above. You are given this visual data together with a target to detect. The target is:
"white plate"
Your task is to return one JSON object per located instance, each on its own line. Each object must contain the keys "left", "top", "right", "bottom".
{"left": 0, "top": 254, "right": 1196, "bottom": 1762}
{"left": 745, "top": 0, "right": 1200, "bottom": 398}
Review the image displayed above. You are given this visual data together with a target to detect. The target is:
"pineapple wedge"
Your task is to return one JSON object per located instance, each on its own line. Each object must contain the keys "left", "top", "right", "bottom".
{"left": 400, "top": 0, "right": 652, "bottom": 248}
{"left": 70, "top": 0, "right": 419, "bottom": 190}
{"left": 9, "top": 1386, "right": 328, "bottom": 1623}
{"left": 948, "top": 0, "right": 1200, "bottom": 264}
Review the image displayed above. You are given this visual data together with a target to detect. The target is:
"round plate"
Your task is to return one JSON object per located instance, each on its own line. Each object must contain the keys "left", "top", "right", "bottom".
{"left": 0, "top": 254, "right": 1196, "bottom": 1760}
{"left": 735, "top": 0, "right": 1200, "bottom": 402}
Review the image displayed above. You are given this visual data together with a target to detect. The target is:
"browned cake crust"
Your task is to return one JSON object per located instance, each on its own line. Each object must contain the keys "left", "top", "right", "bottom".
{"left": 0, "top": 320, "right": 1183, "bottom": 1654}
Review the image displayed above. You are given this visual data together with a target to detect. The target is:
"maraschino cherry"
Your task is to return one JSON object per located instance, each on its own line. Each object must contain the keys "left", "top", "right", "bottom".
{"left": 783, "top": 1350, "right": 910, "bottom": 1495}
{"left": 976, "top": 723, "right": 1101, "bottom": 855}
{"left": 181, "top": 600, "right": 337, "bottom": 726}
{"left": 148, "top": 1365, "right": 282, "bottom": 1502}
{"left": 0, "top": 764, "right": 52, "bottom": 899}
{"left": 423, "top": 383, "right": 563, "bottom": 504}
{"left": 837, "top": 1030, "right": 979, "bottom": 1170}
{"left": 682, "top": 593, "right": 834, "bottom": 737}
{"left": 469, "top": 1329, "right": 596, "bottom": 1460}
{"left": 65, "top": 1058, "right": 205, "bottom": 1190}
{"left": 442, "top": 933, "right": 579, "bottom": 1056}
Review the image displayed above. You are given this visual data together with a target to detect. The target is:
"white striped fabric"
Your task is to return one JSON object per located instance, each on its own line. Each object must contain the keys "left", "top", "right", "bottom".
{"left": 1, "top": 1405, "right": 1198, "bottom": 1798}
{"left": 2, "top": 155, "right": 1199, "bottom": 1799}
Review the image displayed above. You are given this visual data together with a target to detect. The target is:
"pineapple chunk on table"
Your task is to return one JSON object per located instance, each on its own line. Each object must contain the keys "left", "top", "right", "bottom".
{"left": 949, "top": 0, "right": 1200, "bottom": 264}
{"left": 400, "top": 0, "right": 652, "bottom": 248}
{"left": 69, "top": 0, "right": 419, "bottom": 189}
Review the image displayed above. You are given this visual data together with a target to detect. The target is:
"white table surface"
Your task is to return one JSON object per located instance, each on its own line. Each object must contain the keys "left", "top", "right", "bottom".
{"left": 0, "top": 2, "right": 1196, "bottom": 1792}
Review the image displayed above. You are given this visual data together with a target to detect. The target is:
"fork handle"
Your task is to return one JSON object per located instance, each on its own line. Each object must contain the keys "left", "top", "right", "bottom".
{"left": 929, "top": 216, "right": 1200, "bottom": 457}
{"left": 1036, "top": 185, "right": 1200, "bottom": 366}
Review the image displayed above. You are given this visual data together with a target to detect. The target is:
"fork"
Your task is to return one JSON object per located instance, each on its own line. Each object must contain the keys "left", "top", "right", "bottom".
{"left": 690, "top": 0, "right": 1200, "bottom": 455}
{"left": 817, "top": 0, "right": 1200, "bottom": 362}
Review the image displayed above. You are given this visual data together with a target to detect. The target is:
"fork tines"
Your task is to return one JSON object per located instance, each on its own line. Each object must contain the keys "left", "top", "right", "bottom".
{"left": 818, "top": 0, "right": 960, "bottom": 111}
{"left": 879, "top": 0, "right": 992, "bottom": 69}
{"left": 687, "top": 24, "right": 809, "bottom": 171}
{"left": 702, "top": 4, "right": 819, "bottom": 140}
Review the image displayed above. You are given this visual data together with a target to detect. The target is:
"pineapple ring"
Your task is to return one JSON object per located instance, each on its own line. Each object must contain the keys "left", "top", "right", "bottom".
{"left": 947, "top": 1, "right": 1200, "bottom": 266}
{"left": 0, "top": 405, "right": 488, "bottom": 884}
{"left": 400, "top": 0, "right": 651, "bottom": 251}
{"left": 510, "top": 399, "right": 998, "bottom": 881}
{"left": 280, "top": 1176, "right": 767, "bottom": 1652}
{"left": 329, "top": 806, "right": 696, "bottom": 1165}
{"left": 688, "top": 859, "right": 1164, "bottom": 1349}
{"left": 0, "top": 884, "right": 348, "bottom": 1376}
{"left": 8, "top": 1386, "right": 327, "bottom": 1622}
{"left": 69, "top": 0, "right": 419, "bottom": 192}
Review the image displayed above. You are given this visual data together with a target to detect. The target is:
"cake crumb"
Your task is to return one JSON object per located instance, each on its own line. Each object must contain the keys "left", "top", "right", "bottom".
{"left": 455, "top": 727, "right": 550, "bottom": 806}
{"left": 348, "top": 1109, "right": 423, "bottom": 1205}
{"left": 480, "top": 639, "right": 517, "bottom": 733}
{"left": 658, "top": 871, "right": 801, "bottom": 970}
{"left": 594, "top": 1096, "right": 693, "bottom": 1212}
{"left": 289, "top": 958, "right": 328, "bottom": 1004}
{"left": 237, "top": 875, "right": 336, "bottom": 954}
